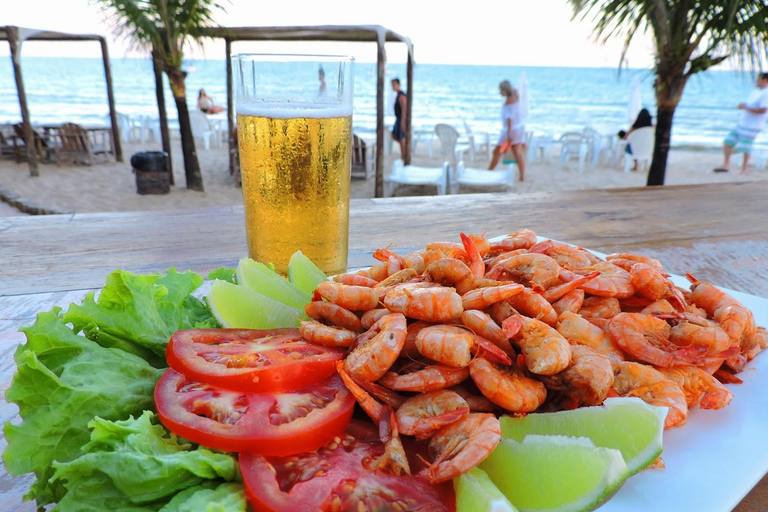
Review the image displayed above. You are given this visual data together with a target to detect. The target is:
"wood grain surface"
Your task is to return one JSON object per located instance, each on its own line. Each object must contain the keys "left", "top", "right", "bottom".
{"left": 1, "top": 181, "right": 767, "bottom": 511}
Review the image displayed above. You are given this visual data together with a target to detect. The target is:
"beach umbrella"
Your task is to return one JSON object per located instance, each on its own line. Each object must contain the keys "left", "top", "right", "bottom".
{"left": 519, "top": 72, "right": 529, "bottom": 122}
{"left": 627, "top": 77, "right": 642, "bottom": 124}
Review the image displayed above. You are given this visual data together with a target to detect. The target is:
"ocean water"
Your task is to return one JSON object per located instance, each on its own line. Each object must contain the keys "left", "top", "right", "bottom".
{"left": 1, "top": 56, "right": 764, "bottom": 148}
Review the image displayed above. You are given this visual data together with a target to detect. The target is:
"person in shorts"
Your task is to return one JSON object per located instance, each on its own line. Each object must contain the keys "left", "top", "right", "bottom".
{"left": 716, "top": 73, "right": 768, "bottom": 174}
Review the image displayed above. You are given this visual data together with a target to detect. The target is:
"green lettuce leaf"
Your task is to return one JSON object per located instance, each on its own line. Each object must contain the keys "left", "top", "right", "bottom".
{"left": 3, "top": 308, "right": 164, "bottom": 506}
{"left": 159, "top": 482, "right": 246, "bottom": 512}
{"left": 51, "top": 412, "right": 237, "bottom": 506}
{"left": 62, "top": 268, "right": 217, "bottom": 360}
{"left": 206, "top": 267, "right": 236, "bottom": 283}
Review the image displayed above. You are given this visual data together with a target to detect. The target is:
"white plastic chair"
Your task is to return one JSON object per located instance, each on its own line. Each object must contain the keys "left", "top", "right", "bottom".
{"left": 189, "top": 110, "right": 214, "bottom": 150}
{"left": 528, "top": 132, "right": 553, "bottom": 163}
{"left": 434, "top": 123, "right": 471, "bottom": 167}
{"left": 558, "top": 132, "right": 588, "bottom": 173}
{"left": 463, "top": 120, "right": 491, "bottom": 161}
{"left": 451, "top": 160, "right": 515, "bottom": 193}
{"left": 582, "top": 127, "right": 613, "bottom": 166}
{"left": 385, "top": 159, "right": 450, "bottom": 197}
{"left": 623, "top": 127, "right": 654, "bottom": 172}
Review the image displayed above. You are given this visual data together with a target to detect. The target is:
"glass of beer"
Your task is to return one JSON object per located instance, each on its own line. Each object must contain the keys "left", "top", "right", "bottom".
{"left": 233, "top": 54, "right": 354, "bottom": 276}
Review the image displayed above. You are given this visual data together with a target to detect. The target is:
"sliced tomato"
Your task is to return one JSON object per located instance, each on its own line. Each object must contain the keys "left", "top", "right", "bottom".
{"left": 155, "top": 369, "right": 354, "bottom": 455}
{"left": 166, "top": 328, "right": 345, "bottom": 393}
{"left": 239, "top": 420, "right": 455, "bottom": 512}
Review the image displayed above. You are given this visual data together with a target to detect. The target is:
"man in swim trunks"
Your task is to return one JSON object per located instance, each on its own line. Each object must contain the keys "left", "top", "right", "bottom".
{"left": 391, "top": 78, "right": 407, "bottom": 158}
{"left": 716, "top": 72, "right": 768, "bottom": 174}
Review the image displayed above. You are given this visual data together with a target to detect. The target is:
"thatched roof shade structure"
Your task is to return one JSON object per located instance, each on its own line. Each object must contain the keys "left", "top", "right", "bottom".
{"left": 1, "top": 26, "right": 122, "bottom": 176}
{"left": 202, "top": 25, "right": 414, "bottom": 198}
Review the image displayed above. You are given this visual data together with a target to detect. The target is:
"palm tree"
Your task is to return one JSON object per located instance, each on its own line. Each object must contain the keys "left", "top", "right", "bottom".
{"left": 569, "top": 1, "right": 768, "bottom": 186}
{"left": 94, "top": 0, "right": 223, "bottom": 191}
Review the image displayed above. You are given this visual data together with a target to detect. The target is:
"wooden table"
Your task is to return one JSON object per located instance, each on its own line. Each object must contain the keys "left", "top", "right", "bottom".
{"left": 2, "top": 181, "right": 767, "bottom": 511}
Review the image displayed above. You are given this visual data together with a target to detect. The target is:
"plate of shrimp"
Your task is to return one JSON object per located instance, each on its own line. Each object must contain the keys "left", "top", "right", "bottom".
{"left": 299, "top": 230, "right": 768, "bottom": 511}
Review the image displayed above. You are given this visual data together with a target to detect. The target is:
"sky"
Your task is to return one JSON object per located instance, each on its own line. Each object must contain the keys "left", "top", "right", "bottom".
{"left": 1, "top": 0, "right": 658, "bottom": 68}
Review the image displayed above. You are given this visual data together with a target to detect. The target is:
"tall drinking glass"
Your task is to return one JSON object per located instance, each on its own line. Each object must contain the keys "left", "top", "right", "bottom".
{"left": 233, "top": 54, "right": 354, "bottom": 276}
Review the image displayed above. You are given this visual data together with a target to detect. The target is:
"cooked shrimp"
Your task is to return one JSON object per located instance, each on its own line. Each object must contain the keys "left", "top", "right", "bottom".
{"left": 395, "top": 390, "right": 470, "bottom": 439}
{"left": 536, "top": 271, "right": 600, "bottom": 303}
{"left": 460, "top": 232, "right": 485, "bottom": 279}
{"left": 556, "top": 311, "right": 626, "bottom": 365}
{"left": 612, "top": 361, "right": 688, "bottom": 428}
{"left": 422, "top": 413, "right": 501, "bottom": 484}
{"left": 336, "top": 361, "right": 410, "bottom": 475}
{"left": 578, "top": 296, "right": 621, "bottom": 319}
{"left": 486, "top": 252, "right": 562, "bottom": 289}
{"left": 686, "top": 273, "right": 742, "bottom": 315}
{"left": 487, "top": 229, "right": 538, "bottom": 255}
{"left": 467, "top": 233, "right": 491, "bottom": 257}
{"left": 403, "top": 249, "right": 427, "bottom": 274}
{"left": 304, "top": 301, "right": 363, "bottom": 332}
{"left": 373, "top": 247, "right": 406, "bottom": 275}
{"left": 378, "top": 364, "right": 470, "bottom": 392}
{"left": 424, "top": 258, "right": 475, "bottom": 295}
{"left": 606, "top": 313, "right": 702, "bottom": 368}
{"left": 462, "top": 283, "right": 524, "bottom": 310}
{"left": 332, "top": 272, "right": 379, "bottom": 287}
{"left": 501, "top": 287, "right": 559, "bottom": 326}
{"left": 373, "top": 268, "right": 419, "bottom": 289}
{"left": 383, "top": 285, "right": 463, "bottom": 322}
{"left": 468, "top": 357, "right": 547, "bottom": 412}
{"left": 415, "top": 325, "right": 474, "bottom": 367}
{"left": 485, "top": 249, "right": 529, "bottom": 271}
{"left": 561, "top": 261, "right": 635, "bottom": 298}
{"left": 540, "top": 345, "right": 614, "bottom": 407}
{"left": 355, "top": 261, "right": 389, "bottom": 282}
{"left": 743, "top": 327, "right": 768, "bottom": 361}
{"left": 530, "top": 239, "right": 601, "bottom": 269}
{"left": 425, "top": 241, "right": 466, "bottom": 260}
{"left": 299, "top": 321, "right": 356, "bottom": 348}
{"left": 316, "top": 281, "right": 380, "bottom": 311}
{"left": 606, "top": 252, "right": 666, "bottom": 274}
{"left": 502, "top": 314, "right": 572, "bottom": 375}
{"left": 659, "top": 365, "right": 733, "bottom": 410}
{"left": 630, "top": 262, "right": 686, "bottom": 310}
{"left": 460, "top": 309, "right": 514, "bottom": 355}
{"left": 552, "top": 289, "right": 585, "bottom": 316}
{"left": 450, "top": 384, "right": 497, "bottom": 412}
{"left": 361, "top": 308, "right": 389, "bottom": 330}
{"left": 641, "top": 299, "right": 678, "bottom": 316}
{"left": 666, "top": 316, "right": 733, "bottom": 355}
{"left": 344, "top": 313, "right": 407, "bottom": 381}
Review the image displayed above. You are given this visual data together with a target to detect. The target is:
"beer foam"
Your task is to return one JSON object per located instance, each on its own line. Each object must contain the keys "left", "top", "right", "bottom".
{"left": 236, "top": 102, "right": 352, "bottom": 119}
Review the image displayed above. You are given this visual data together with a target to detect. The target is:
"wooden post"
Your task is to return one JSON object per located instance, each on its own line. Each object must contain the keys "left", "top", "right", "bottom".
{"left": 7, "top": 26, "right": 38, "bottom": 176}
{"left": 405, "top": 41, "right": 413, "bottom": 166}
{"left": 225, "top": 37, "right": 237, "bottom": 180}
{"left": 152, "top": 45, "right": 173, "bottom": 184}
{"left": 375, "top": 31, "right": 386, "bottom": 198}
{"left": 99, "top": 37, "right": 122, "bottom": 162}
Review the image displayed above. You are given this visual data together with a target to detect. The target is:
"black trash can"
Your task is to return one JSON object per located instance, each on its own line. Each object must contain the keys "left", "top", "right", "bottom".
{"left": 131, "top": 151, "right": 170, "bottom": 195}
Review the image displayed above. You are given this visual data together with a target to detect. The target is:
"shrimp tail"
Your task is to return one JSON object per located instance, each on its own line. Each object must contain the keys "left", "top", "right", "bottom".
{"left": 409, "top": 407, "right": 471, "bottom": 440}
{"left": 472, "top": 334, "right": 513, "bottom": 365}
{"left": 501, "top": 315, "right": 523, "bottom": 339}
{"left": 460, "top": 232, "right": 485, "bottom": 279}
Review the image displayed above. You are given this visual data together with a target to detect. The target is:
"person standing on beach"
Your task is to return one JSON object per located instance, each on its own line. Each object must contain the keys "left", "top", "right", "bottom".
{"left": 716, "top": 72, "right": 768, "bottom": 174}
{"left": 391, "top": 78, "right": 407, "bottom": 158}
{"left": 489, "top": 80, "right": 526, "bottom": 181}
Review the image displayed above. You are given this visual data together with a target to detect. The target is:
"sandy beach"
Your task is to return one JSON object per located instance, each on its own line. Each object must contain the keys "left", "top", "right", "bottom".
{"left": 1, "top": 133, "right": 766, "bottom": 216}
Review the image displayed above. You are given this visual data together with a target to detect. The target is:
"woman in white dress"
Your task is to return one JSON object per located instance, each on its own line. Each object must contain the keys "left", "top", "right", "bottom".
{"left": 488, "top": 80, "right": 526, "bottom": 181}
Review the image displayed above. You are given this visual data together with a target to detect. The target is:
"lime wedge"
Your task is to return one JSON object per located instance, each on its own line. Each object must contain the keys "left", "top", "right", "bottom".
{"left": 500, "top": 397, "right": 666, "bottom": 476}
{"left": 236, "top": 257, "right": 312, "bottom": 311}
{"left": 288, "top": 250, "right": 328, "bottom": 295}
{"left": 207, "top": 279, "right": 303, "bottom": 329}
{"left": 480, "top": 436, "right": 629, "bottom": 512}
{"left": 455, "top": 467, "right": 519, "bottom": 512}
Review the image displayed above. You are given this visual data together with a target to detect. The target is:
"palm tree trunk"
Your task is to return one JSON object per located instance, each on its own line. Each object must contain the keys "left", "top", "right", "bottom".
{"left": 152, "top": 47, "right": 173, "bottom": 185}
{"left": 646, "top": 104, "right": 675, "bottom": 186}
{"left": 174, "top": 95, "right": 204, "bottom": 191}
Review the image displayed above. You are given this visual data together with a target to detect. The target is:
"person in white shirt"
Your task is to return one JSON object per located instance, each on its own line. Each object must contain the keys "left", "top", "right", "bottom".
{"left": 716, "top": 72, "right": 768, "bottom": 174}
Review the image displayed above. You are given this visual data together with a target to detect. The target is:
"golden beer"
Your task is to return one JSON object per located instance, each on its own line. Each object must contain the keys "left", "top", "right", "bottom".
{"left": 237, "top": 107, "right": 352, "bottom": 276}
